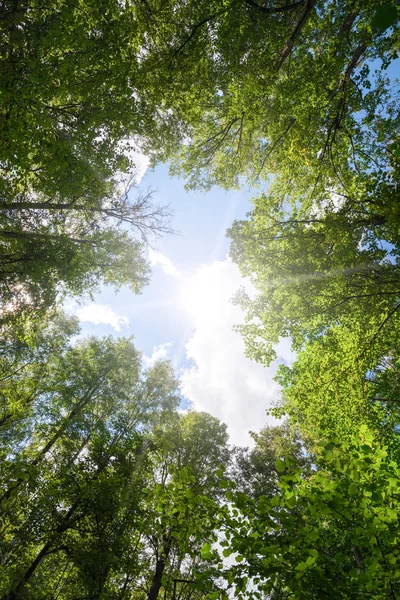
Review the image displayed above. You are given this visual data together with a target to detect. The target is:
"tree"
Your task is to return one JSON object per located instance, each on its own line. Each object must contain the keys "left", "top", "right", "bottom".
{"left": 0, "top": 0, "right": 175, "bottom": 321}
{"left": 217, "top": 425, "right": 400, "bottom": 599}
{"left": 2, "top": 0, "right": 397, "bottom": 196}
{"left": 0, "top": 180, "right": 175, "bottom": 322}
{"left": 232, "top": 422, "right": 310, "bottom": 499}
{"left": 273, "top": 320, "right": 400, "bottom": 447}
{"left": 0, "top": 322, "right": 181, "bottom": 599}
{"left": 0, "top": 0, "right": 158, "bottom": 200}
{"left": 166, "top": 0, "right": 399, "bottom": 190}
{"left": 138, "top": 411, "right": 229, "bottom": 600}
{"left": 228, "top": 174, "right": 400, "bottom": 365}
{"left": 0, "top": 318, "right": 231, "bottom": 600}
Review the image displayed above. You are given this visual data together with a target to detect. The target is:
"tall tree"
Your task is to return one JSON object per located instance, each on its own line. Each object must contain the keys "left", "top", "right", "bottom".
{"left": 0, "top": 318, "right": 231, "bottom": 600}
{"left": 228, "top": 180, "right": 400, "bottom": 365}
{"left": 0, "top": 320, "right": 182, "bottom": 599}
{"left": 138, "top": 411, "right": 229, "bottom": 600}
{"left": 0, "top": 182, "right": 174, "bottom": 322}
{"left": 232, "top": 422, "right": 310, "bottom": 499}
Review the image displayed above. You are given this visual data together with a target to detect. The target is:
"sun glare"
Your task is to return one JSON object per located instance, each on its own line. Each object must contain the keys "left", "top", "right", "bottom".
{"left": 179, "top": 265, "right": 234, "bottom": 324}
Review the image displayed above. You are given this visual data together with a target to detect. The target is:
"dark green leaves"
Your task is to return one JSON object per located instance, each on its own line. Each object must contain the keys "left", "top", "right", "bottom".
{"left": 348, "top": 483, "right": 358, "bottom": 496}
{"left": 372, "top": 3, "right": 398, "bottom": 31}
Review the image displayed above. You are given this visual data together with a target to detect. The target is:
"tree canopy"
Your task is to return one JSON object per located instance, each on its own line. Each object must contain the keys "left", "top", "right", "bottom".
{"left": 1, "top": 0, "right": 400, "bottom": 598}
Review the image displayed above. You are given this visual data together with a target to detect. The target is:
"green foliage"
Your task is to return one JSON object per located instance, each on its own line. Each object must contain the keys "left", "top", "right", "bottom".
{"left": 168, "top": 0, "right": 399, "bottom": 190}
{"left": 216, "top": 426, "right": 400, "bottom": 599}
{"left": 372, "top": 3, "right": 399, "bottom": 31}
{"left": 231, "top": 422, "right": 310, "bottom": 499}
{"left": 1, "top": 2, "right": 400, "bottom": 599}
{"left": 229, "top": 172, "right": 400, "bottom": 364}
{"left": 0, "top": 318, "right": 229, "bottom": 599}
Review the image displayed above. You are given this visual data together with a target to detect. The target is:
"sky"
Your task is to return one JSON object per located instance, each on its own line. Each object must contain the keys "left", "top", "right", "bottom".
{"left": 65, "top": 161, "right": 295, "bottom": 447}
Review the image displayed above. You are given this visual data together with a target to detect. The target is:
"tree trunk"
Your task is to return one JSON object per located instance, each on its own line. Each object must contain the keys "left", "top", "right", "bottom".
{"left": 0, "top": 383, "right": 103, "bottom": 504}
{"left": 275, "top": 0, "right": 315, "bottom": 71}
{"left": 147, "top": 536, "right": 172, "bottom": 600}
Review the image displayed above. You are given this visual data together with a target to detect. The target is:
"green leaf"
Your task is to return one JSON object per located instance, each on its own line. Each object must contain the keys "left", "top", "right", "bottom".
{"left": 235, "top": 555, "right": 244, "bottom": 562}
{"left": 391, "top": 143, "right": 400, "bottom": 159}
{"left": 286, "top": 495, "right": 297, "bottom": 508}
{"left": 350, "top": 568, "right": 359, "bottom": 578}
{"left": 275, "top": 459, "right": 285, "bottom": 473}
{"left": 348, "top": 483, "right": 358, "bottom": 496}
{"left": 200, "top": 542, "right": 212, "bottom": 560}
{"left": 372, "top": 3, "right": 398, "bottom": 31}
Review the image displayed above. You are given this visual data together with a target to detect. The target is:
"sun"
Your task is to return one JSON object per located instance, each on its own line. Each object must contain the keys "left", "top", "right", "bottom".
{"left": 179, "top": 263, "right": 235, "bottom": 324}
{"left": 179, "top": 273, "right": 214, "bottom": 319}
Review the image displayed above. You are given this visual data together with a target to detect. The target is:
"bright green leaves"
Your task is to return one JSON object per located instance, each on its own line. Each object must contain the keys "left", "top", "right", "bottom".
{"left": 200, "top": 542, "right": 213, "bottom": 560}
{"left": 372, "top": 3, "right": 398, "bottom": 31}
{"left": 213, "top": 422, "right": 400, "bottom": 600}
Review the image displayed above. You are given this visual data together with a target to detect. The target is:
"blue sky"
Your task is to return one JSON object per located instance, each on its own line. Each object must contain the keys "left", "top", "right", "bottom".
{"left": 66, "top": 162, "right": 294, "bottom": 446}
{"left": 68, "top": 163, "right": 251, "bottom": 353}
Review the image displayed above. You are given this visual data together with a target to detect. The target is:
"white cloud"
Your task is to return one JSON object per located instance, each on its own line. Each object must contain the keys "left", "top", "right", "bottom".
{"left": 74, "top": 303, "right": 129, "bottom": 331}
{"left": 179, "top": 259, "right": 295, "bottom": 447}
{"left": 117, "top": 136, "right": 149, "bottom": 185}
{"left": 143, "top": 342, "right": 174, "bottom": 368}
{"left": 130, "top": 150, "right": 149, "bottom": 184}
{"left": 148, "top": 249, "right": 181, "bottom": 278}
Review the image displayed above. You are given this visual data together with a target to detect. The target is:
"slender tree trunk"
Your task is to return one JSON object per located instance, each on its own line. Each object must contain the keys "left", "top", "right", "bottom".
{"left": 275, "top": 0, "right": 315, "bottom": 71}
{"left": 0, "top": 383, "right": 103, "bottom": 504}
{"left": 3, "top": 541, "right": 52, "bottom": 600}
{"left": 147, "top": 536, "right": 172, "bottom": 600}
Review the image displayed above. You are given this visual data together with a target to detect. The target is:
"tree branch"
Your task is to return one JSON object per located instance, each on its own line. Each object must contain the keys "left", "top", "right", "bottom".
{"left": 173, "top": 14, "right": 217, "bottom": 58}
{"left": 245, "top": 0, "right": 305, "bottom": 15}
{"left": 275, "top": 0, "right": 315, "bottom": 71}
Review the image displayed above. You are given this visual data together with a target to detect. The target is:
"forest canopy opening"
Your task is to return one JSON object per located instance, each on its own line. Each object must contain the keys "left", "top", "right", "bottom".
{"left": 0, "top": 0, "right": 399, "bottom": 598}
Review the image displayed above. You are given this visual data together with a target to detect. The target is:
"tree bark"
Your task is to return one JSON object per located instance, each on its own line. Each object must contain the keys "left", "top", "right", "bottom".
{"left": 275, "top": 0, "right": 315, "bottom": 71}
{"left": 147, "top": 536, "right": 172, "bottom": 600}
